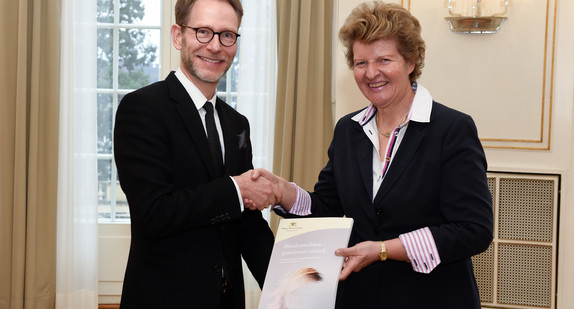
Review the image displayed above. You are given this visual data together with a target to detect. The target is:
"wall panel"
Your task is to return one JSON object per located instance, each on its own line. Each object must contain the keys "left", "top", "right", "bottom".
{"left": 411, "top": 0, "right": 557, "bottom": 149}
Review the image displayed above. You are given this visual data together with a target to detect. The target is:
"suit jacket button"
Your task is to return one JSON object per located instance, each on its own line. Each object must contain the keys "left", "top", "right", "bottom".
{"left": 375, "top": 208, "right": 382, "bottom": 215}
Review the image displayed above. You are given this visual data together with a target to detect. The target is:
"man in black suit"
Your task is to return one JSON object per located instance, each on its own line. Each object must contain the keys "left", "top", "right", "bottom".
{"left": 113, "top": 0, "right": 277, "bottom": 308}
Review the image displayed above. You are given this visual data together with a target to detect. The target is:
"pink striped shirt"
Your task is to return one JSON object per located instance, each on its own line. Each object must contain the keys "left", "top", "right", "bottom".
{"left": 400, "top": 227, "right": 441, "bottom": 273}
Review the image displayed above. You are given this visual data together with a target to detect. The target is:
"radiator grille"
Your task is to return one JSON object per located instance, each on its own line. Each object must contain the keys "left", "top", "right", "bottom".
{"left": 473, "top": 173, "right": 558, "bottom": 309}
{"left": 487, "top": 177, "right": 496, "bottom": 208}
{"left": 497, "top": 244, "right": 553, "bottom": 307}
{"left": 472, "top": 243, "right": 494, "bottom": 303}
{"left": 499, "top": 178, "right": 554, "bottom": 242}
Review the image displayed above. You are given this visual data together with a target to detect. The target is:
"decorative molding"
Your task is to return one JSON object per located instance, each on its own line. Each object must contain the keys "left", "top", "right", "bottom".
{"left": 407, "top": 0, "right": 558, "bottom": 150}
{"left": 480, "top": 0, "right": 557, "bottom": 150}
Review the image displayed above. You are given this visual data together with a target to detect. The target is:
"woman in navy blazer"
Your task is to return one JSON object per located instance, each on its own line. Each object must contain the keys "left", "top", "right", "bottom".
{"left": 254, "top": 2, "right": 493, "bottom": 308}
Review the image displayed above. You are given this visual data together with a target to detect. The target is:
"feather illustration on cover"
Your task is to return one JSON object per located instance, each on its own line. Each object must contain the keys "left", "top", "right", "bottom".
{"left": 267, "top": 267, "right": 323, "bottom": 309}
{"left": 259, "top": 218, "right": 353, "bottom": 309}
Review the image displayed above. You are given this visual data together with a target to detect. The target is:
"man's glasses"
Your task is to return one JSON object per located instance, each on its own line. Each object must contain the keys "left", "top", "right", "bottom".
{"left": 180, "top": 25, "right": 240, "bottom": 47}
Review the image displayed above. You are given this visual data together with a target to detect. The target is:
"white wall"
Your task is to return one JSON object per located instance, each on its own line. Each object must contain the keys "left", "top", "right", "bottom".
{"left": 334, "top": 0, "right": 574, "bottom": 308}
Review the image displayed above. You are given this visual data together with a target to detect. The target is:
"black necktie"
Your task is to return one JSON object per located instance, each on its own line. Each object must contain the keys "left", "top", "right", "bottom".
{"left": 203, "top": 101, "right": 224, "bottom": 177}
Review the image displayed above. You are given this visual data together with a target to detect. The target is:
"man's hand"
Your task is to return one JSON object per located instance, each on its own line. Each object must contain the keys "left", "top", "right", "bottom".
{"left": 250, "top": 168, "right": 297, "bottom": 212}
{"left": 233, "top": 170, "right": 282, "bottom": 211}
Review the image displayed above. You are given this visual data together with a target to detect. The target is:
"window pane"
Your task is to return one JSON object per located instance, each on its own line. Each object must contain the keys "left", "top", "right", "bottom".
{"left": 216, "top": 41, "right": 239, "bottom": 97}
{"left": 118, "top": 28, "right": 160, "bottom": 90}
{"left": 227, "top": 95, "right": 238, "bottom": 109}
{"left": 97, "top": 93, "right": 114, "bottom": 154}
{"left": 98, "top": 158, "right": 113, "bottom": 220}
{"left": 120, "top": 0, "right": 161, "bottom": 25}
{"left": 97, "top": 28, "right": 114, "bottom": 89}
{"left": 97, "top": 0, "right": 114, "bottom": 23}
{"left": 231, "top": 49, "right": 239, "bottom": 92}
{"left": 116, "top": 174, "right": 130, "bottom": 220}
{"left": 97, "top": 0, "right": 162, "bottom": 223}
{"left": 217, "top": 73, "right": 227, "bottom": 92}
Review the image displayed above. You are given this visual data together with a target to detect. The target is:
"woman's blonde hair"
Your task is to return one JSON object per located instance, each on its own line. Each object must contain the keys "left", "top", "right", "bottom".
{"left": 338, "top": 1, "right": 425, "bottom": 82}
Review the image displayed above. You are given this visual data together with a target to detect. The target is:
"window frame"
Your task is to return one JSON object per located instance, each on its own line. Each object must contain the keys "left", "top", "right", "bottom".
{"left": 96, "top": 1, "right": 163, "bottom": 223}
{"left": 97, "top": 0, "right": 241, "bottom": 223}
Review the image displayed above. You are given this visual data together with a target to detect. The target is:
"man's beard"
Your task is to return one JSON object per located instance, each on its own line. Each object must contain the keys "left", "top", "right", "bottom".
{"left": 181, "top": 36, "right": 231, "bottom": 84}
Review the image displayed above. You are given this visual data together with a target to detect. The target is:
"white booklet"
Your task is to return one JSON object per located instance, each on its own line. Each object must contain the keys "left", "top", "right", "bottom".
{"left": 258, "top": 217, "right": 354, "bottom": 309}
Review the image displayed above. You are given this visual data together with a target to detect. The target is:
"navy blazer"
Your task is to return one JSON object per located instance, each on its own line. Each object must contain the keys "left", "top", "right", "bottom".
{"left": 278, "top": 101, "right": 493, "bottom": 308}
{"left": 114, "top": 72, "right": 274, "bottom": 309}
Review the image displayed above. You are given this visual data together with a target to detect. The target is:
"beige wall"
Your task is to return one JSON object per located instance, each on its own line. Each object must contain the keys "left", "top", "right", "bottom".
{"left": 334, "top": 0, "right": 574, "bottom": 308}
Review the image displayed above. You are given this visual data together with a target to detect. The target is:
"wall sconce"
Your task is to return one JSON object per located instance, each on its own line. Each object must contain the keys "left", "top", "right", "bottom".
{"left": 445, "top": 0, "right": 509, "bottom": 33}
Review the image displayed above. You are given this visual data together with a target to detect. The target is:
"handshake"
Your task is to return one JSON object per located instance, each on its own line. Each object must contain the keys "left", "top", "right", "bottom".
{"left": 232, "top": 168, "right": 297, "bottom": 212}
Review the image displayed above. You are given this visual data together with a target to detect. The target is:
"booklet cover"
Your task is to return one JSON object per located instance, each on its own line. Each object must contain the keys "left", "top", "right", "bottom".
{"left": 258, "top": 217, "right": 354, "bottom": 309}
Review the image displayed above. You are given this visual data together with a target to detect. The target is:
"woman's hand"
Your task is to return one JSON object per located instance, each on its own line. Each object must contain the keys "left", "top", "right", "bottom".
{"left": 249, "top": 168, "right": 297, "bottom": 211}
{"left": 335, "top": 241, "right": 381, "bottom": 281}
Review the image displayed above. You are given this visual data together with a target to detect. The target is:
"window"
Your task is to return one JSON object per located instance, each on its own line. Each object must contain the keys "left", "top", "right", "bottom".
{"left": 97, "top": 0, "right": 162, "bottom": 222}
{"left": 96, "top": 0, "right": 241, "bottom": 222}
{"left": 218, "top": 48, "right": 241, "bottom": 109}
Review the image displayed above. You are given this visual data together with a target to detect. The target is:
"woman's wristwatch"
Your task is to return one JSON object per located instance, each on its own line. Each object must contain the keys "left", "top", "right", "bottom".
{"left": 379, "top": 241, "right": 387, "bottom": 261}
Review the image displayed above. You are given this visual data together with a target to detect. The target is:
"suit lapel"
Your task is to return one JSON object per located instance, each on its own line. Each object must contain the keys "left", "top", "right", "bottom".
{"left": 166, "top": 72, "right": 217, "bottom": 178}
{"left": 373, "top": 121, "right": 426, "bottom": 204}
{"left": 353, "top": 122, "right": 375, "bottom": 199}
{"left": 215, "top": 98, "right": 240, "bottom": 175}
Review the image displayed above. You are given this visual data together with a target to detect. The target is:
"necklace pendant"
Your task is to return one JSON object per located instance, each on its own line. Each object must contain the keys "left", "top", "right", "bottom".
{"left": 378, "top": 129, "right": 392, "bottom": 137}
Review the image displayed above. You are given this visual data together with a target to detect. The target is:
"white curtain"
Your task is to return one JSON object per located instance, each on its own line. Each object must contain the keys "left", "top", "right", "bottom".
{"left": 238, "top": 0, "right": 277, "bottom": 219}
{"left": 56, "top": 0, "right": 99, "bottom": 308}
{"left": 237, "top": 0, "right": 277, "bottom": 308}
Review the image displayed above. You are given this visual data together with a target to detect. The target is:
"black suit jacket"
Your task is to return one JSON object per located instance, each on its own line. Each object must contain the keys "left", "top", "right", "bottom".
{"left": 114, "top": 72, "right": 274, "bottom": 309}
{"left": 278, "top": 102, "right": 493, "bottom": 308}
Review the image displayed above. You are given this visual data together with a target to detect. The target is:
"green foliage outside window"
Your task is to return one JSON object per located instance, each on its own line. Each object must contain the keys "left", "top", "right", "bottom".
{"left": 97, "top": 0, "right": 158, "bottom": 90}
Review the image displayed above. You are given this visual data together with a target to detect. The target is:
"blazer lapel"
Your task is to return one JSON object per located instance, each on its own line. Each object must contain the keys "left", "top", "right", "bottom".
{"left": 374, "top": 121, "right": 426, "bottom": 204}
{"left": 215, "top": 98, "right": 240, "bottom": 175}
{"left": 166, "top": 72, "right": 216, "bottom": 178}
{"left": 353, "top": 122, "right": 375, "bottom": 199}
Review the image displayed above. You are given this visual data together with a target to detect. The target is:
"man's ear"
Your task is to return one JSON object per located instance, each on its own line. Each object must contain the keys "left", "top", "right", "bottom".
{"left": 171, "top": 24, "right": 183, "bottom": 50}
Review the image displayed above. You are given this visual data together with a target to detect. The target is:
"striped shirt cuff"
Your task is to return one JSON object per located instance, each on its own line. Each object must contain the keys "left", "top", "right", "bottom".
{"left": 399, "top": 227, "right": 441, "bottom": 274}
{"left": 273, "top": 183, "right": 312, "bottom": 215}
